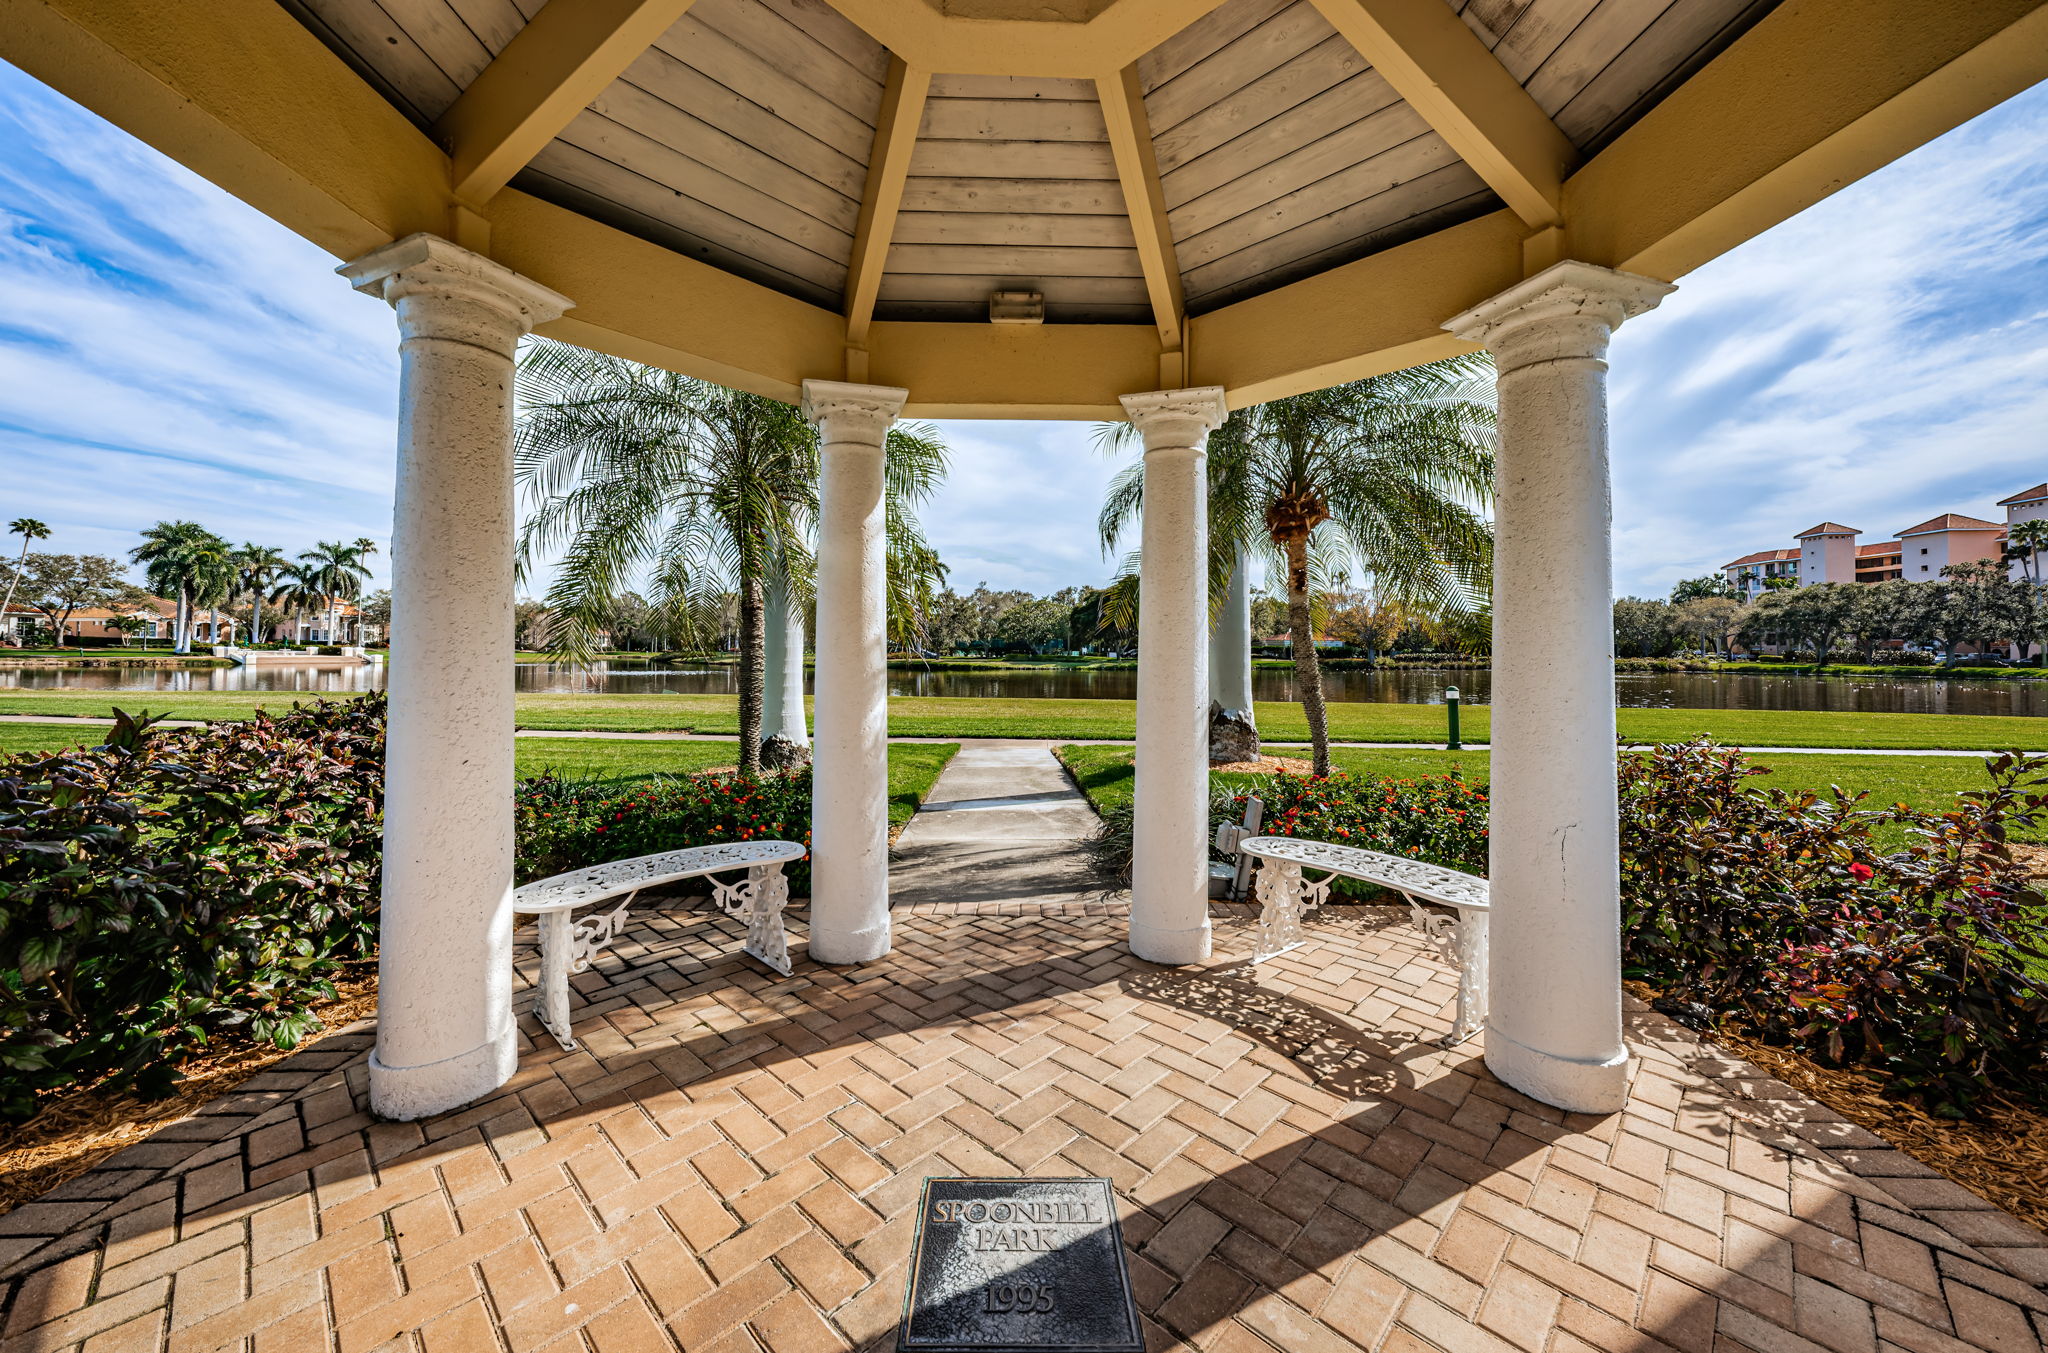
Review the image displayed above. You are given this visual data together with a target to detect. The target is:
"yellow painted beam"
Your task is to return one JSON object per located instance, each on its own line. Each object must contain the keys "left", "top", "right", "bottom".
{"left": 844, "top": 58, "right": 932, "bottom": 351}
{"left": 437, "top": 0, "right": 697, "bottom": 207}
{"left": 1307, "top": 0, "right": 1576, "bottom": 228}
{"left": 1568, "top": 0, "right": 2048, "bottom": 281}
{"left": 1193, "top": 209, "right": 1525, "bottom": 407}
{"left": 817, "top": 0, "right": 1231, "bottom": 77}
{"left": 1097, "top": 64, "right": 1185, "bottom": 354}
{"left": 867, "top": 322, "right": 1163, "bottom": 419}
{"left": 488, "top": 189, "right": 844, "bottom": 404}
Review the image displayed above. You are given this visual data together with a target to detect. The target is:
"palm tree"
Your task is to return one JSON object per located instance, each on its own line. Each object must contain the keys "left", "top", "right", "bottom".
{"left": 0, "top": 518, "right": 51, "bottom": 642}
{"left": 130, "top": 521, "right": 233, "bottom": 653}
{"left": 1100, "top": 357, "right": 1496, "bottom": 774}
{"left": 234, "top": 545, "right": 289, "bottom": 645}
{"left": 301, "top": 540, "right": 373, "bottom": 644}
{"left": 2006, "top": 519, "right": 2048, "bottom": 588}
{"left": 268, "top": 562, "right": 329, "bottom": 645}
{"left": 515, "top": 339, "right": 949, "bottom": 776}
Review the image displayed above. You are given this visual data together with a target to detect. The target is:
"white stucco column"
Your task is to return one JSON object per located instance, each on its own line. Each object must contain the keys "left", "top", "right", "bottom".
{"left": 1446, "top": 261, "right": 1671, "bottom": 1114}
{"left": 801, "top": 380, "right": 905, "bottom": 964}
{"left": 340, "top": 234, "right": 570, "bottom": 1121}
{"left": 1209, "top": 546, "right": 1257, "bottom": 740}
{"left": 761, "top": 563, "right": 811, "bottom": 767}
{"left": 1121, "top": 387, "right": 1229, "bottom": 964}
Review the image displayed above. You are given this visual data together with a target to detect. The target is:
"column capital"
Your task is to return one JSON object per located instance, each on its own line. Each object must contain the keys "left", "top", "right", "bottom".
{"left": 802, "top": 379, "right": 907, "bottom": 445}
{"left": 339, "top": 233, "right": 571, "bottom": 334}
{"left": 1444, "top": 261, "right": 1672, "bottom": 369}
{"left": 1118, "top": 386, "right": 1229, "bottom": 453}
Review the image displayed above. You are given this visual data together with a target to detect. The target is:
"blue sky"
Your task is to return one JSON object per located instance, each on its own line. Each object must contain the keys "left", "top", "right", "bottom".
{"left": 0, "top": 57, "right": 2043, "bottom": 599}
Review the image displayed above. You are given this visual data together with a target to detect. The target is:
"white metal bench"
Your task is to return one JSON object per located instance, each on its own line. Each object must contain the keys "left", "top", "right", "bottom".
{"left": 512, "top": 840, "right": 805, "bottom": 1052}
{"left": 1237, "top": 836, "right": 1490, "bottom": 1046}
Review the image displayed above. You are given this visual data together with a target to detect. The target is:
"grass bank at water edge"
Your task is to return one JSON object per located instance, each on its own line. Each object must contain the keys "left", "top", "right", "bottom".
{"left": 0, "top": 690, "right": 2039, "bottom": 751}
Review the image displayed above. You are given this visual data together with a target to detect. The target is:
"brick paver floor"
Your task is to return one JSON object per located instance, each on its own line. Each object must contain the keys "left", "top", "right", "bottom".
{"left": 3, "top": 897, "right": 2045, "bottom": 1352}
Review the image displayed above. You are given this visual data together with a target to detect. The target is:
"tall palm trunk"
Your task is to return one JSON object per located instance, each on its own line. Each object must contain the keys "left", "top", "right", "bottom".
{"left": 1282, "top": 533, "right": 1331, "bottom": 776}
{"left": 0, "top": 539, "right": 29, "bottom": 636}
{"left": 251, "top": 594, "right": 264, "bottom": 646}
{"left": 737, "top": 572, "right": 765, "bottom": 777}
{"left": 174, "top": 586, "right": 191, "bottom": 654}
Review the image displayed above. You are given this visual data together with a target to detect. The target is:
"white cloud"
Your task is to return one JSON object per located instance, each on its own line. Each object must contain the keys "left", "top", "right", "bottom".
{"left": 915, "top": 420, "right": 1129, "bottom": 594}
{"left": 1607, "top": 80, "right": 2048, "bottom": 595}
{"left": 0, "top": 59, "right": 399, "bottom": 583}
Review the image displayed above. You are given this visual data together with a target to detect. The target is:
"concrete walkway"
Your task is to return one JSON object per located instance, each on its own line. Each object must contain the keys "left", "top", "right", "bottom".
{"left": 887, "top": 740, "right": 1109, "bottom": 909}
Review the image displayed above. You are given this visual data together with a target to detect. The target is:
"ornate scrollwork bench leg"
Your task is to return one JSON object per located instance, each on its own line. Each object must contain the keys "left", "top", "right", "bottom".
{"left": 1251, "top": 858, "right": 1328, "bottom": 962}
{"left": 1402, "top": 895, "right": 1488, "bottom": 1047}
{"left": 533, "top": 893, "right": 636, "bottom": 1054}
{"left": 712, "top": 863, "right": 794, "bottom": 977}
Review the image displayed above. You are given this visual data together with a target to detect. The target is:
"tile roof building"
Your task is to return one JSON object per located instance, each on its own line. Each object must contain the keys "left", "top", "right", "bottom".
{"left": 1722, "top": 486, "right": 2042, "bottom": 596}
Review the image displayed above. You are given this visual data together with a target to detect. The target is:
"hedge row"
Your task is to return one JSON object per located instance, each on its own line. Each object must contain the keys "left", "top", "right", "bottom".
{"left": 0, "top": 698, "right": 384, "bottom": 1119}
{"left": 1186, "top": 743, "right": 2048, "bottom": 1113}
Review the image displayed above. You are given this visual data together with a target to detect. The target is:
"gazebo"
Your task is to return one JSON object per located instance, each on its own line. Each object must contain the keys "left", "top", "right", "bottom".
{"left": 7, "top": 0, "right": 2044, "bottom": 1127}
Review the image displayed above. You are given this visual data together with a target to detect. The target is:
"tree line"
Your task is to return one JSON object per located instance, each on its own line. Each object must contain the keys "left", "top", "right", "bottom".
{"left": 0, "top": 517, "right": 384, "bottom": 653}
{"left": 1617, "top": 558, "right": 2047, "bottom": 663}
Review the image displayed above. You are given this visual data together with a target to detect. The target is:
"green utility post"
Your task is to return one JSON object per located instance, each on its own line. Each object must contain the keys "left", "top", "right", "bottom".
{"left": 1445, "top": 686, "right": 1462, "bottom": 750}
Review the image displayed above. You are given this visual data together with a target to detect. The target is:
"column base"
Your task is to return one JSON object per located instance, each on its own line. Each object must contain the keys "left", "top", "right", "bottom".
{"left": 761, "top": 735, "right": 812, "bottom": 770}
{"left": 1483, "top": 1021, "right": 1630, "bottom": 1115}
{"left": 1130, "top": 914, "right": 1213, "bottom": 966}
{"left": 1208, "top": 706, "right": 1260, "bottom": 765}
{"left": 809, "top": 914, "right": 890, "bottom": 965}
{"left": 369, "top": 1017, "right": 518, "bottom": 1121}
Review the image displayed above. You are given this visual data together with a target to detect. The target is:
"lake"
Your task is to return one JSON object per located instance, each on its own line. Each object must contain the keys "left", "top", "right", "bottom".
{"left": 0, "top": 660, "right": 2041, "bottom": 716}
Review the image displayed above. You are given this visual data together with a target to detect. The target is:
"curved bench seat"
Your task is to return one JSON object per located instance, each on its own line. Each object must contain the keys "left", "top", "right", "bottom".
{"left": 513, "top": 840, "right": 806, "bottom": 1051}
{"left": 1238, "top": 836, "right": 1489, "bottom": 1047}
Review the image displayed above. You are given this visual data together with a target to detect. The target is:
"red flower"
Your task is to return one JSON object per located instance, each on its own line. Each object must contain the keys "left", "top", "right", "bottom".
{"left": 1847, "top": 863, "right": 1873, "bottom": 881}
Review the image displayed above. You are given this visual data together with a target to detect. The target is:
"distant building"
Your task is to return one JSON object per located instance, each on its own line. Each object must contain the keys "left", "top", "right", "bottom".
{"left": 1720, "top": 548, "right": 1798, "bottom": 599}
{"left": 1722, "top": 485, "right": 2041, "bottom": 594}
{"left": 1, "top": 597, "right": 178, "bottom": 644}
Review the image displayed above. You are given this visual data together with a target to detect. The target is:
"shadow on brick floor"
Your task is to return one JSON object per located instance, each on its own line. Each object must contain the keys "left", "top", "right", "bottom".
{"left": 1, "top": 902, "right": 2044, "bottom": 1352}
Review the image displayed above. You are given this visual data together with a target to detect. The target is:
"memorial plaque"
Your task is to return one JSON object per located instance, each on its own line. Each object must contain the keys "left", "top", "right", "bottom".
{"left": 898, "top": 1177, "right": 1142, "bottom": 1352}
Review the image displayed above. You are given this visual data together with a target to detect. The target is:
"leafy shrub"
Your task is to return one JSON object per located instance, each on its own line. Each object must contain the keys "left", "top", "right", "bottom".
{"left": 1618, "top": 740, "right": 2047, "bottom": 1112}
{"left": 1615, "top": 657, "right": 1728, "bottom": 673}
{"left": 1869, "top": 650, "right": 1938, "bottom": 667}
{"left": 1221, "top": 771, "right": 1489, "bottom": 874}
{"left": 1087, "top": 770, "right": 1489, "bottom": 891}
{"left": 515, "top": 770, "right": 812, "bottom": 891}
{"left": 0, "top": 697, "right": 384, "bottom": 1119}
{"left": 1089, "top": 741, "right": 2046, "bottom": 1110}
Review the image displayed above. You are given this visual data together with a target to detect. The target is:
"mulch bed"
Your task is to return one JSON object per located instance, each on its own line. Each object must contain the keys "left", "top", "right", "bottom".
{"left": 0, "top": 962, "right": 379, "bottom": 1219}
{"left": 1211, "top": 754, "right": 1316, "bottom": 775}
{"left": 1713, "top": 1020, "right": 2048, "bottom": 1234}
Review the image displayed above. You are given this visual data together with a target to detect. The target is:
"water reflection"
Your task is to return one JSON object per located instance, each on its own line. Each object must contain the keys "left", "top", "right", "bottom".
{"left": 0, "top": 659, "right": 2040, "bottom": 716}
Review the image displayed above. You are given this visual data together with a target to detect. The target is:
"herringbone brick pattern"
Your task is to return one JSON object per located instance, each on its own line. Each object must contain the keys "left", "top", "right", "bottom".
{"left": 3, "top": 898, "right": 2044, "bottom": 1352}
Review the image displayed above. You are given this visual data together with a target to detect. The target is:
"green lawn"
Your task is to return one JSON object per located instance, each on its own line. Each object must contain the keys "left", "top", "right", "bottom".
{"left": 516, "top": 738, "right": 959, "bottom": 828}
{"left": 1, "top": 722, "right": 959, "bottom": 830}
{"left": 513, "top": 737, "right": 746, "bottom": 781}
{"left": 0, "top": 689, "right": 2040, "bottom": 751}
{"left": 1056, "top": 742, "right": 2045, "bottom": 841}
{"left": 0, "top": 723, "right": 113, "bottom": 755}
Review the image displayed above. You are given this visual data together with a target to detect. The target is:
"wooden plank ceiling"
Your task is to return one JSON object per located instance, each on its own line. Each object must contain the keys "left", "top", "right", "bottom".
{"left": 276, "top": 0, "right": 1776, "bottom": 323}
{"left": 881, "top": 75, "right": 1148, "bottom": 323}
